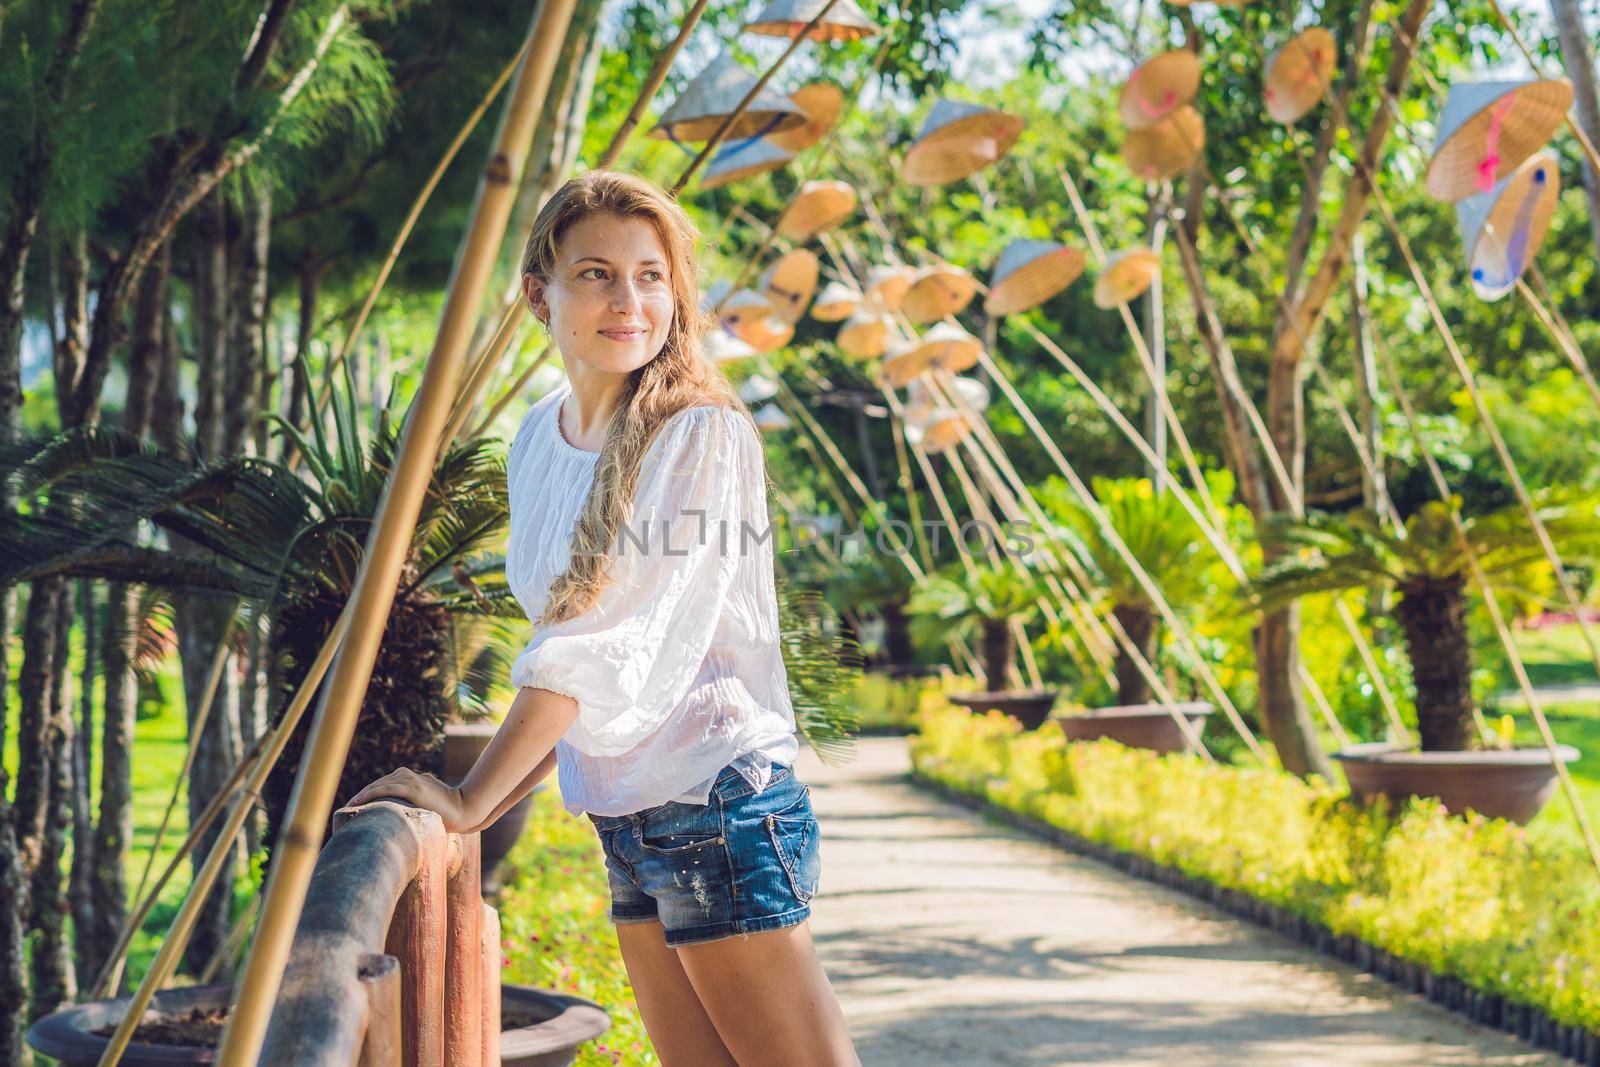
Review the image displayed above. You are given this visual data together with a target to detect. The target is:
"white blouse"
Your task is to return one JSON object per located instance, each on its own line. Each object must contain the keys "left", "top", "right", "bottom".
{"left": 505, "top": 383, "right": 800, "bottom": 817}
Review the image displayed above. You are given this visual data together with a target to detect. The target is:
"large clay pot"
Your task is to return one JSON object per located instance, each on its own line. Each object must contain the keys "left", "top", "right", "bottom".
{"left": 1333, "top": 741, "right": 1581, "bottom": 824}
{"left": 446, "top": 722, "right": 541, "bottom": 892}
{"left": 501, "top": 983, "right": 612, "bottom": 1067}
{"left": 1057, "top": 702, "right": 1214, "bottom": 755}
{"left": 947, "top": 688, "right": 1059, "bottom": 730}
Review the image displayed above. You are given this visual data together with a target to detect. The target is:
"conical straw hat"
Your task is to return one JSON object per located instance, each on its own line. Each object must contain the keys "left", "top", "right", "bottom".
{"left": 864, "top": 264, "right": 916, "bottom": 311}
{"left": 876, "top": 336, "right": 937, "bottom": 388}
{"left": 768, "top": 82, "right": 846, "bottom": 152}
{"left": 721, "top": 287, "right": 773, "bottom": 325}
{"left": 1426, "top": 78, "right": 1573, "bottom": 202}
{"left": 745, "top": 0, "right": 879, "bottom": 41}
{"left": 1265, "top": 28, "right": 1337, "bottom": 124}
{"left": 903, "top": 99, "right": 1025, "bottom": 186}
{"left": 1456, "top": 149, "right": 1560, "bottom": 301}
{"left": 901, "top": 262, "right": 978, "bottom": 324}
{"left": 917, "top": 407, "right": 972, "bottom": 453}
{"left": 811, "top": 280, "right": 861, "bottom": 321}
{"left": 907, "top": 375, "right": 989, "bottom": 424}
{"left": 1119, "top": 50, "right": 1201, "bottom": 130}
{"left": 760, "top": 248, "right": 820, "bottom": 323}
{"left": 753, "top": 401, "right": 792, "bottom": 431}
{"left": 1094, "top": 248, "right": 1162, "bottom": 308}
{"left": 1123, "top": 105, "right": 1205, "bottom": 182}
{"left": 701, "top": 278, "right": 733, "bottom": 312}
{"left": 650, "top": 51, "right": 808, "bottom": 142}
{"left": 734, "top": 314, "right": 795, "bottom": 352}
{"left": 776, "top": 179, "right": 857, "bottom": 240}
{"left": 909, "top": 321, "right": 983, "bottom": 373}
{"left": 706, "top": 328, "right": 758, "bottom": 363}
{"left": 837, "top": 310, "right": 892, "bottom": 359}
{"left": 738, "top": 373, "right": 780, "bottom": 403}
{"left": 984, "top": 239, "right": 1087, "bottom": 314}
{"left": 701, "top": 137, "right": 795, "bottom": 189}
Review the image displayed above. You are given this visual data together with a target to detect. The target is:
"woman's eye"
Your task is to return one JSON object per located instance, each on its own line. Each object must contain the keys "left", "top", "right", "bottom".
{"left": 580, "top": 267, "right": 606, "bottom": 280}
{"left": 641, "top": 270, "right": 664, "bottom": 283}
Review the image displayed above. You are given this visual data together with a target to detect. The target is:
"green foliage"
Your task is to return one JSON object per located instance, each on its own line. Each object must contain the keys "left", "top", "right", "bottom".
{"left": 911, "top": 699, "right": 1600, "bottom": 1030}
{"left": 905, "top": 556, "right": 1044, "bottom": 650}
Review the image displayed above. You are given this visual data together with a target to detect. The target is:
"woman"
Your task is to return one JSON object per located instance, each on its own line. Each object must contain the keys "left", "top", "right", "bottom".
{"left": 349, "top": 170, "right": 860, "bottom": 1066}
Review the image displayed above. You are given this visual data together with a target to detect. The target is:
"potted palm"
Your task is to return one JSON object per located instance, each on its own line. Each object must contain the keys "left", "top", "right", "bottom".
{"left": 1253, "top": 495, "right": 1596, "bottom": 823}
{"left": 824, "top": 554, "right": 924, "bottom": 675}
{"left": 907, "top": 558, "right": 1059, "bottom": 729}
{"left": 1049, "top": 475, "right": 1217, "bottom": 754}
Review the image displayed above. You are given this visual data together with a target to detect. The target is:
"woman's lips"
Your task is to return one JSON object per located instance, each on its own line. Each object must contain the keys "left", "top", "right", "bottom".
{"left": 599, "top": 326, "right": 646, "bottom": 340}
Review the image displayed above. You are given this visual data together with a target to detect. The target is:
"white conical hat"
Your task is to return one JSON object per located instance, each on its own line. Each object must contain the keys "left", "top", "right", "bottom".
{"left": 701, "top": 278, "right": 733, "bottom": 312}
{"left": 837, "top": 310, "right": 892, "bottom": 359}
{"left": 985, "top": 239, "right": 1087, "bottom": 315}
{"left": 1456, "top": 149, "right": 1559, "bottom": 301}
{"left": 903, "top": 99, "right": 1024, "bottom": 186}
{"left": 745, "top": 0, "right": 879, "bottom": 41}
{"left": 901, "top": 262, "right": 978, "bottom": 324}
{"left": 1426, "top": 78, "right": 1573, "bottom": 202}
{"left": 760, "top": 248, "right": 820, "bottom": 323}
{"left": 734, "top": 314, "right": 794, "bottom": 352}
{"left": 738, "top": 373, "right": 780, "bottom": 404}
{"left": 651, "top": 51, "right": 807, "bottom": 142}
{"left": 811, "top": 280, "right": 861, "bottom": 321}
{"left": 1119, "top": 49, "right": 1201, "bottom": 130}
{"left": 701, "top": 137, "right": 795, "bottom": 190}
{"left": 908, "top": 321, "right": 983, "bottom": 373}
{"left": 863, "top": 264, "right": 916, "bottom": 311}
{"left": 1123, "top": 105, "right": 1205, "bottom": 182}
{"left": 753, "top": 401, "right": 792, "bottom": 431}
{"left": 907, "top": 375, "right": 989, "bottom": 423}
{"left": 1094, "top": 248, "right": 1161, "bottom": 308}
{"left": 768, "top": 82, "right": 846, "bottom": 152}
{"left": 706, "top": 328, "right": 757, "bottom": 363}
{"left": 1264, "top": 28, "right": 1337, "bottom": 124}
{"left": 776, "top": 179, "right": 857, "bottom": 240}
{"left": 721, "top": 287, "right": 773, "bottom": 325}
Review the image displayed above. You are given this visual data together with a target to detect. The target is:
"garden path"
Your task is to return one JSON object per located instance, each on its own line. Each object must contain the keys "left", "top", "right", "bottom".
{"left": 798, "top": 736, "right": 1560, "bottom": 1067}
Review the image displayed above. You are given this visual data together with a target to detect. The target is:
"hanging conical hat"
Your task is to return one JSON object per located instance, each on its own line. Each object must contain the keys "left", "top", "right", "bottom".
{"left": 811, "top": 280, "right": 861, "bottom": 321}
{"left": 738, "top": 373, "right": 780, "bottom": 404}
{"left": 1265, "top": 28, "right": 1337, "bottom": 124}
{"left": 903, "top": 99, "right": 1025, "bottom": 186}
{"left": 864, "top": 264, "right": 916, "bottom": 311}
{"left": 768, "top": 82, "right": 846, "bottom": 152}
{"left": 650, "top": 51, "right": 808, "bottom": 142}
{"left": 721, "top": 287, "right": 773, "bottom": 325}
{"left": 908, "top": 321, "right": 983, "bottom": 373}
{"left": 1123, "top": 105, "right": 1205, "bottom": 182}
{"left": 1426, "top": 78, "right": 1573, "bottom": 202}
{"left": 753, "top": 401, "right": 792, "bottom": 431}
{"left": 916, "top": 406, "right": 972, "bottom": 453}
{"left": 776, "top": 179, "right": 857, "bottom": 240}
{"left": 701, "top": 278, "right": 733, "bottom": 312}
{"left": 745, "top": 0, "right": 879, "bottom": 41}
{"left": 901, "top": 262, "right": 978, "bottom": 324}
{"left": 701, "top": 137, "right": 795, "bottom": 189}
{"left": 760, "top": 248, "right": 820, "bottom": 323}
{"left": 1093, "top": 248, "right": 1162, "bottom": 308}
{"left": 734, "top": 314, "right": 794, "bottom": 352}
{"left": 1119, "top": 49, "right": 1201, "bottom": 130}
{"left": 876, "top": 336, "right": 937, "bottom": 388}
{"left": 1456, "top": 149, "right": 1560, "bottom": 301}
{"left": 984, "top": 239, "right": 1087, "bottom": 315}
{"left": 837, "top": 311, "right": 892, "bottom": 359}
{"left": 706, "top": 328, "right": 758, "bottom": 363}
{"left": 907, "top": 375, "right": 989, "bottom": 424}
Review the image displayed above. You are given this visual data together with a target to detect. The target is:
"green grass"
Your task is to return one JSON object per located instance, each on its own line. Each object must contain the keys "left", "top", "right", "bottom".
{"left": 1494, "top": 624, "right": 1600, "bottom": 844}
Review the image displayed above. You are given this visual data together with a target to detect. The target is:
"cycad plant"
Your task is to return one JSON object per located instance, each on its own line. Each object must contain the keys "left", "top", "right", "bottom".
{"left": 907, "top": 557, "right": 1044, "bottom": 694}
{"left": 823, "top": 554, "right": 918, "bottom": 669}
{"left": 1253, "top": 494, "right": 1600, "bottom": 751}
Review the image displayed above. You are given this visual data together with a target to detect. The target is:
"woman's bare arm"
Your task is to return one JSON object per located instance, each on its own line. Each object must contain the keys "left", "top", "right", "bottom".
{"left": 456, "top": 685, "right": 580, "bottom": 829}
{"left": 463, "top": 744, "right": 559, "bottom": 833}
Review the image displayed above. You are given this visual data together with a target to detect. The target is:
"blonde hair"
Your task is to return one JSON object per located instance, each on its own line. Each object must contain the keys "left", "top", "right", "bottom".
{"left": 520, "top": 169, "right": 756, "bottom": 627}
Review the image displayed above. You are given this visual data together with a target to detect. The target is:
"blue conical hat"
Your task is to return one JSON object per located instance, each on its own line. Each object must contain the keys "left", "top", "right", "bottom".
{"left": 651, "top": 51, "right": 807, "bottom": 142}
{"left": 985, "top": 239, "right": 1087, "bottom": 315}
{"left": 745, "top": 0, "right": 879, "bottom": 41}
{"left": 701, "top": 137, "right": 794, "bottom": 190}
{"left": 1455, "top": 149, "right": 1559, "bottom": 301}
{"left": 1426, "top": 78, "right": 1571, "bottom": 202}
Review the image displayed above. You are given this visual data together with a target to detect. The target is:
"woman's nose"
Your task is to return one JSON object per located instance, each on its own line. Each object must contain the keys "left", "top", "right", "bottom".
{"left": 608, "top": 277, "right": 643, "bottom": 313}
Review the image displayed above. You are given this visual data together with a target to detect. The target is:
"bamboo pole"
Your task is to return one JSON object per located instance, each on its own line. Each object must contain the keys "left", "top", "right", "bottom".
{"left": 213, "top": 5, "right": 580, "bottom": 1061}
{"left": 598, "top": 0, "right": 714, "bottom": 169}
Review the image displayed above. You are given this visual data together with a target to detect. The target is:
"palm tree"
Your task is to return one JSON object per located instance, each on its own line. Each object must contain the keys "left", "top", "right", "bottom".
{"left": 907, "top": 558, "right": 1043, "bottom": 694}
{"left": 823, "top": 555, "right": 919, "bottom": 670}
{"left": 1253, "top": 494, "right": 1600, "bottom": 750}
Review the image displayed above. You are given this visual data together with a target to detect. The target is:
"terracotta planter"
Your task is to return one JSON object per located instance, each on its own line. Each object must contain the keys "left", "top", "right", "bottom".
{"left": 1333, "top": 741, "right": 1581, "bottom": 824}
{"left": 446, "top": 721, "right": 540, "bottom": 892}
{"left": 1058, "top": 702, "right": 1214, "bottom": 755}
{"left": 947, "top": 688, "right": 1059, "bottom": 730}
{"left": 501, "top": 983, "right": 612, "bottom": 1067}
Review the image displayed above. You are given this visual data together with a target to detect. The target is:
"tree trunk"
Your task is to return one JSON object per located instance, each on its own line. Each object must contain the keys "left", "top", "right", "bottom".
{"left": 30, "top": 582, "right": 76, "bottom": 1019}
{"left": 980, "top": 618, "right": 1012, "bottom": 694}
{"left": 152, "top": 298, "right": 184, "bottom": 452}
{"left": 239, "top": 605, "right": 268, "bottom": 858}
{"left": 226, "top": 185, "right": 270, "bottom": 456}
{"left": 287, "top": 253, "right": 323, "bottom": 432}
{"left": 89, "top": 581, "right": 136, "bottom": 984}
{"left": 15, "top": 580, "right": 63, "bottom": 882}
{"left": 1550, "top": 0, "right": 1600, "bottom": 261}
{"left": 1111, "top": 602, "right": 1159, "bottom": 705}
{"left": 1394, "top": 576, "right": 1474, "bottom": 752}
{"left": 69, "top": 579, "right": 97, "bottom": 991}
{"left": 881, "top": 598, "right": 914, "bottom": 666}
{"left": 194, "top": 190, "right": 229, "bottom": 459}
{"left": 123, "top": 241, "right": 170, "bottom": 439}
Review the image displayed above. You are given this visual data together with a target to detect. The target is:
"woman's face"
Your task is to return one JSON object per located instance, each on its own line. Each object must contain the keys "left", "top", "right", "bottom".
{"left": 523, "top": 213, "right": 675, "bottom": 374}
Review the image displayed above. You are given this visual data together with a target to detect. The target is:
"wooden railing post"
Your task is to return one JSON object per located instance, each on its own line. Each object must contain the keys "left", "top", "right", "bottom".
{"left": 480, "top": 902, "right": 502, "bottom": 1067}
{"left": 356, "top": 954, "right": 402, "bottom": 1067}
{"left": 445, "top": 833, "right": 484, "bottom": 1066}
{"left": 386, "top": 821, "right": 449, "bottom": 1066}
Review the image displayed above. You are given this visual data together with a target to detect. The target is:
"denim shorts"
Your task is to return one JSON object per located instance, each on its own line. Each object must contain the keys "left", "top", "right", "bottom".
{"left": 584, "top": 760, "right": 821, "bottom": 948}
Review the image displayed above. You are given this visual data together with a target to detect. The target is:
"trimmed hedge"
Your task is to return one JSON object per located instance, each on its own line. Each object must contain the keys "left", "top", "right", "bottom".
{"left": 908, "top": 700, "right": 1600, "bottom": 1036}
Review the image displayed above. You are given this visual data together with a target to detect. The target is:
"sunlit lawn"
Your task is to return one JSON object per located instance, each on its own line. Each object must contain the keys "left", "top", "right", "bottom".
{"left": 1498, "top": 623, "right": 1600, "bottom": 843}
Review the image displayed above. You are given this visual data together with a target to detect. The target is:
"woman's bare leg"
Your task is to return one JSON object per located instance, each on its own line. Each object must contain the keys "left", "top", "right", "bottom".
{"left": 676, "top": 920, "right": 859, "bottom": 1067}
{"left": 614, "top": 919, "right": 739, "bottom": 1066}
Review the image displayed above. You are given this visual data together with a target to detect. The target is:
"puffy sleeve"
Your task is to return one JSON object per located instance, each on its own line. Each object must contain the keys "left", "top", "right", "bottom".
{"left": 509, "top": 405, "right": 766, "bottom": 757}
